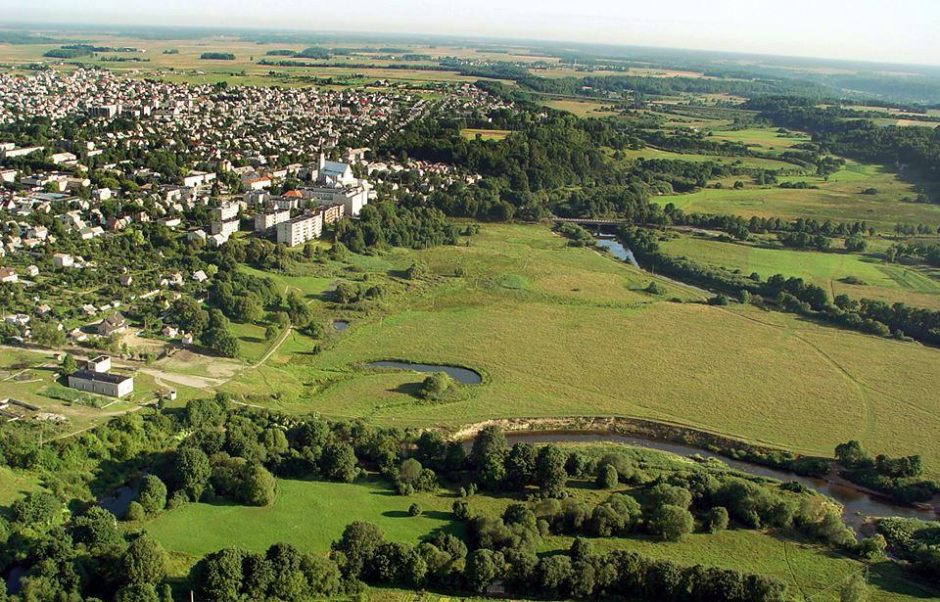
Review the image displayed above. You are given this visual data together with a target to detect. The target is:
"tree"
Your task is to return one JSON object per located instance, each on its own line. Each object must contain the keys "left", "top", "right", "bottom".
{"left": 123, "top": 534, "right": 168, "bottom": 585}
{"left": 202, "top": 325, "right": 241, "bottom": 358}
{"left": 464, "top": 549, "right": 504, "bottom": 593}
{"left": 70, "top": 506, "right": 124, "bottom": 554}
{"left": 332, "top": 522, "right": 385, "bottom": 578}
{"left": 453, "top": 499, "right": 471, "bottom": 520}
{"left": 534, "top": 445, "right": 568, "bottom": 498}
{"left": 242, "top": 463, "right": 277, "bottom": 506}
{"left": 835, "top": 441, "right": 872, "bottom": 468}
{"left": 137, "top": 475, "right": 168, "bottom": 515}
{"left": 60, "top": 353, "right": 77, "bottom": 376}
{"left": 840, "top": 573, "right": 869, "bottom": 602}
{"left": 648, "top": 505, "right": 694, "bottom": 541}
{"left": 417, "top": 372, "right": 456, "bottom": 401}
{"left": 408, "top": 503, "right": 422, "bottom": 517}
{"left": 470, "top": 425, "right": 509, "bottom": 468}
{"left": 116, "top": 584, "right": 160, "bottom": 602}
{"left": 596, "top": 464, "right": 618, "bottom": 489}
{"left": 704, "top": 506, "right": 730, "bottom": 533}
{"left": 856, "top": 534, "right": 886, "bottom": 560}
{"left": 173, "top": 446, "right": 212, "bottom": 501}
{"left": 115, "top": 583, "right": 161, "bottom": 602}
{"left": 320, "top": 441, "right": 359, "bottom": 482}
{"left": 192, "top": 548, "right": 245, "bottom": 601}
{"left": 647, "top": 483, "right": 693, "bottom": 509}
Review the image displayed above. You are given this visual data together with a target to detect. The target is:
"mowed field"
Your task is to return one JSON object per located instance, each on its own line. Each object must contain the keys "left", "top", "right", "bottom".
{"left": 661, "top": 234, "right": 940, "bottom": 310}
{"left": 613, "top": 146, "right": 803, "bottom": 171}
{"left": 655, "top": 160, "right": 940, "bottom": 229}
{"left": 222, "top": 224, "right": 940, "bottom": 476}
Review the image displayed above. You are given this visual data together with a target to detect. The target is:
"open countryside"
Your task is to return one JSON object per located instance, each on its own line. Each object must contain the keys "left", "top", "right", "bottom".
{"left": 1, "top": 7, "right": 940, "bottom": 602}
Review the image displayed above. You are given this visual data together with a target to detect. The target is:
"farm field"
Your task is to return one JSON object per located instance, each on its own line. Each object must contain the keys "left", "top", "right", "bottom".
{"left": 707, "top": 127, "right": 811, "bottom": 153}
{"left": 655, "top": 160, "right": 940, "bottom": 229}
{"left": 222, "top": 224, "right": 940, "bottom": 476}
{"left": 661, "top": 234, "right": 940, "bottom": 310}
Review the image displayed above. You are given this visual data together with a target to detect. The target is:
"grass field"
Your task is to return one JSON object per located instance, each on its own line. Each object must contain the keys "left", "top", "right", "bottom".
{"left": 539, "top": 98, "right": 621, "bottom": 118}
{"left": 707, "top": 128, "right": 812, "bottom": 154}
{"left": 460, "top": 128, "right": 511, "bottom": 141}
{"left": 661, "top": 234, "right": 940, "bottom": 310}
{"left": 221, "top": 224, "right": 940, "bottom": 477}
{"left": 614, "top": 146, "right": 803, "bottom": 171}
{"left": 144, "top": 476, "right": 460, "bottom": 568}
{"left": 655, "top": 160, "right": 940, "bottom": 229}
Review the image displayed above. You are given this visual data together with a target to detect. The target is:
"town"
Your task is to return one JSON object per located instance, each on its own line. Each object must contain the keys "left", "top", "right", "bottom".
{"left": 0, "top": 68, "right": 505, "bottom": 400}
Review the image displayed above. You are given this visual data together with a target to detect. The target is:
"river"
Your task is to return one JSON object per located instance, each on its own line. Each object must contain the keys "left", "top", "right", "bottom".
{"left": 594, "top": 235, "right": 639, "bottom": 268}
{"left": 487, "top": 431, "right": 934, "bottom": 532}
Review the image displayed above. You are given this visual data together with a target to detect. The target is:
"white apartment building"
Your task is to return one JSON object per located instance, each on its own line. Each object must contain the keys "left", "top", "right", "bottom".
{"left": 210, "top": 219, "right": 240, "bottom": 237}
{"left": 254, "top": 209, "right": 291, "bottom": 233}
{"left": 276, "top": 214, "right": 322, "bottom": 247}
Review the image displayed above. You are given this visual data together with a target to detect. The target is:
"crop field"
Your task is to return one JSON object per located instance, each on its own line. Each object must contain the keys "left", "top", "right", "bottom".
{"left": 655, "top": 161, "right": 940, "bottom": 229}
{"left": 220, "top": 224, "right": 940, "bottom": 476}
{"left": 661, "top": 234, "right": 940, "bottom": 310}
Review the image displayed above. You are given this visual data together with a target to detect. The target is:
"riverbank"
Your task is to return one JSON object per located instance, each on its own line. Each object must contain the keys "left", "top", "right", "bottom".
{"left": 449, "top": 416, "right": 939, "bottom": 531}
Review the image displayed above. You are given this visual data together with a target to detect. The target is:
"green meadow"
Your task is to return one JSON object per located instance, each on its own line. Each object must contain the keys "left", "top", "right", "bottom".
{"left": 222, "top": 224, "right": 940, "bottom": 477}
{"left": 613, "top": 146, "right": 803, "bottom": 171}
{"left": 143, "top": 476, "right": 459, "bottom": 565}
{"left": 661, "top": 234, "right": 940, "bottom": 310}
{"left": 655, "top": 160, "right": 940, "bottom": 229}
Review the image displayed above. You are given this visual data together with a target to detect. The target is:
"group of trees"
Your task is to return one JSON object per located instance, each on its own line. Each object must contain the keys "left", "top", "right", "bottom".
{"left": 835, "top": 441, "right": 937, "bottom": 503}
{"left": 335, "top": 201, "right": 465, "bottom": 253}
{"left": 617, "top": 226, "right": 940, "bottom": 346}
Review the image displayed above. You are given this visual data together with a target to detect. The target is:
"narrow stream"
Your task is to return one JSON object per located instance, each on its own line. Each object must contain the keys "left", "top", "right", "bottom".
{"left": 484, "top": 431, "right": 934, "bottom": 532}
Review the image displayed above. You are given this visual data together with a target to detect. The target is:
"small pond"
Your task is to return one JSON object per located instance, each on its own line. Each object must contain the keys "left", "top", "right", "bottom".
{"left": 332, "top": 320, "right": 350, "bottom": 332}
{"left": 98, "top": 483, "right": 137, "bottom": 518}
{"left": 368, "top": 361, "right": 482, "bottom": 385}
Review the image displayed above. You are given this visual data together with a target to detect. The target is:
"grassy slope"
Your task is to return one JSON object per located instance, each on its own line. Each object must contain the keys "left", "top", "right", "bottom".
{"left": 661, "top": 234, "right": 940, "bottom": 310}
{"left": 222, "top": 224, "right": 940, "bottom": 476}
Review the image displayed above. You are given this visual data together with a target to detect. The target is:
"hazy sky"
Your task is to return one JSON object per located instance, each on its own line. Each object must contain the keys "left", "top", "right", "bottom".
{"left": 5, "top": 0, "right": 939, "bottom": 65}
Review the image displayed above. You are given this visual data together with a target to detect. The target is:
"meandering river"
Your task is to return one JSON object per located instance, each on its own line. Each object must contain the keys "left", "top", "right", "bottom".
{"left": 484, "top": 431, "right": 934, "bottom": 533}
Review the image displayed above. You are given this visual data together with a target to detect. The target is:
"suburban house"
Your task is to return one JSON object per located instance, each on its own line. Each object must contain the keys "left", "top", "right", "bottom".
{"left": 68, "top": 355, "right": 134, "bottom": 398}
{"left": 97, "top": 312, "right": 127, "bottom": 336}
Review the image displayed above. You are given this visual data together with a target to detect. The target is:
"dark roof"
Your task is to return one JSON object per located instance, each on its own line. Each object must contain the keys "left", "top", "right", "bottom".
{"left": 69, "top": 370, "right": 132, "bottom": 385}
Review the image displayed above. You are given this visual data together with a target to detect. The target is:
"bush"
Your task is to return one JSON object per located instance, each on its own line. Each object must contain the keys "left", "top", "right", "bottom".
{"left": 644, "top": 281, "right": 665, "bottom": 295}
{"left": 648, "top": 504, "right": 694, "bottom": 541}
{"left": 408, "top": 503, "right": 422, "bottom": 517}
{"left": 704, "top": 506, "right": 729, "bottom": 533}
{"left": 125, "top": 501, "right": 146, "bottom": 522}
{"left": 136, "top": 475, "right": 168, "bottom": 515}
{"left": 596, "top": 464, "right": 618, "bottom": 489}
{"left": 417, "top": 372, "right": 457, "bottom": 401}
{"left": 453, "top": 499, "right": 471, "bottom": 520}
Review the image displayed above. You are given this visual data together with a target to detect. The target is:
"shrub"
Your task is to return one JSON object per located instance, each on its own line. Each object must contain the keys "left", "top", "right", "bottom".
{"left": 648, "top": 504, "right": 694, "bottom": 541}
{"left": 125, "top": 501, "right": 146, "bottom": 522}
{"left": 408, "top": 503, "right": 422, "bottom": 517}
{"left": 704, "top": 506, "right": 729, "bottom": 533}
{"left": 596, "top": 464, "right": 618, "bottom": 489}
{"left": 136, "top": 475, "right": 168, "bottom": 515}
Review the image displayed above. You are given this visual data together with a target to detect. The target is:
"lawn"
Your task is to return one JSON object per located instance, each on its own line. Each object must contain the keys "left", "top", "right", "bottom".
{"left": 144, "top": 476, "right": 460, "bottom": 567}
{"left": 223, "top": 224, "right": 940, "bottom": 477}
{"left": 539, "top": 98, "right": 620, "bottom": 118}
{"left": 661, "top": 234, "right": 940, "bottom": 310}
